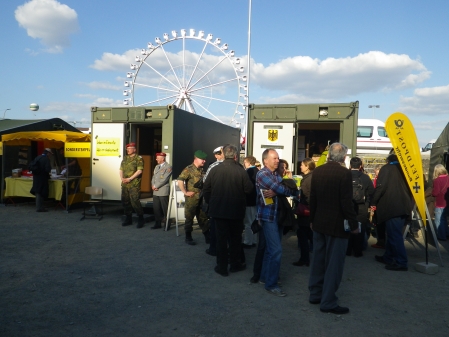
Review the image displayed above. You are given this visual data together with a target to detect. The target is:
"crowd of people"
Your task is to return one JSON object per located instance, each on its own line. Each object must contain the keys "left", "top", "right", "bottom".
{"left": 114, "top": 141, "right": 449, "bottom": 315}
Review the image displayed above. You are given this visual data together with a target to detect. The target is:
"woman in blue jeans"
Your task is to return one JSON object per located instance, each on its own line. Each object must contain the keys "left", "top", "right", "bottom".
{"left": 432, "top": 164, "right": 449, "bottom": 240}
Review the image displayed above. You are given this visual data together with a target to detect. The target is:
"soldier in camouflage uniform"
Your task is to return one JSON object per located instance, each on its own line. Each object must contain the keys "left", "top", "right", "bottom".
{"left": 120, "top": 143, "right": 145, "bottom": 228}
{"left": 177, "top": 150, "right": 210, "bottom": 245}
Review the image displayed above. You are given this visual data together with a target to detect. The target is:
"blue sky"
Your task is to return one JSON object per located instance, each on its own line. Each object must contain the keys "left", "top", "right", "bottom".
{"left": 1, "top": 0, "right": 449, "bottom": 146}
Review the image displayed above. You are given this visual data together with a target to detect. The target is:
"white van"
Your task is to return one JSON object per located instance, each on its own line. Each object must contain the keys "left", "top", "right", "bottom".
{"left": 356, "top": 119, "right": 392, "bottom": 155}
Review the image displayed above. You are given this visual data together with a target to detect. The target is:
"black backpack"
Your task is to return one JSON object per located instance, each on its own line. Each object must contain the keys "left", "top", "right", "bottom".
{"left": 352, "top": 176, "right": 365, "bottom": 204}
{"left": 28, "top": 156, "right": 42, "bottom": 174}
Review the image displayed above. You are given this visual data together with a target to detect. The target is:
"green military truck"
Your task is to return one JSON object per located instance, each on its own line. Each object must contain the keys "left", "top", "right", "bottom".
{"left": 246, "top": 101, "right": 359, "bottom": 174}
{"left": 90, "top": 105, "right": 240, "bottom": 201}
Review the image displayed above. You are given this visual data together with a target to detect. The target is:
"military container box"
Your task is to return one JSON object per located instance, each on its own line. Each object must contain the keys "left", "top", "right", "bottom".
{"left": 91, "top": 105, "right": 240, "bottom": 201}
{"left": 247, "top": 101, "right": 359, "bottom": 174}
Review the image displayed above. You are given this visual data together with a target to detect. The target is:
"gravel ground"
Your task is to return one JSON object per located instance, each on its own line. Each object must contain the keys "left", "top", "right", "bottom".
{"left": 1, "top": 202, "right": 449, "bottom": 337}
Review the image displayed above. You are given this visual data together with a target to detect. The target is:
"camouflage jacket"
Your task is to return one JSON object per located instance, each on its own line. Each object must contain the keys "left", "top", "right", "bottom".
{"left": 177, "top": 164, "right": 204, "bottom": 199}
{"left": 120, "top": 154, "right": 144, "bottom": 187}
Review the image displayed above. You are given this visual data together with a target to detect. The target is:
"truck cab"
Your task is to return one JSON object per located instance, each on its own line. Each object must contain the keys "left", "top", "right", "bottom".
{"left": 422, "top": 139, "right": 436, "bottom": 152}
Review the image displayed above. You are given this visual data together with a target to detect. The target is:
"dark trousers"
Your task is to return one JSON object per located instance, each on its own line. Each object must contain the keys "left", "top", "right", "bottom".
{"left": 297, "top": 226, "right": 313, "bottom": 262}
{"left": 215, "top": 218, "right": 244, "bottom": 272}
{"left": 253, "top": 227, "right": 266, "bottom": 279}
{"left": 153, "top": 195, "right": 169, "bottom": 224}
{"left": 208, "top": 217, "right": 217, "bottom": 254}
{"left": 376, "top": 221, "right": 386, "bottom": 245}
{"left": 346, "top": 223, "right": 365, "bottom": 256}
{"left": 308, "top": 231, "right": 348, "bottom": 310}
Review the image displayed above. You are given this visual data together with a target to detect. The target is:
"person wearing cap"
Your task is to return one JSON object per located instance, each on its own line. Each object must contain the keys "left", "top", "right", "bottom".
{"left": 30, "top": 148, "right": 53, "bottom": 212}
{"left": 202, "top": 146, "right": 224, "bottom": 256}
{"left": 120, "top": 143, "right": 145, "bottom": 228}
{"left": 177, "top": 150, "right": 210, "bottom": 245}
{"left": 151, "top": 152, "right": 172, "bottom": 229}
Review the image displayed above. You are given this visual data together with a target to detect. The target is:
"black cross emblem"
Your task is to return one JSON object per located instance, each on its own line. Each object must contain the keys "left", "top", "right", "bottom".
{"left": 413, "top": 182, "right": 421, "bottom": 193}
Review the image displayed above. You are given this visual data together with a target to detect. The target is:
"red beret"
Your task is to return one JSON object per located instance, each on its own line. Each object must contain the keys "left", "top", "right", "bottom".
{"left": 126, "top": 143, "right": 136, "bottom": 148}
{"left": 155, "top": 152, "right": 166, "bottom": 157}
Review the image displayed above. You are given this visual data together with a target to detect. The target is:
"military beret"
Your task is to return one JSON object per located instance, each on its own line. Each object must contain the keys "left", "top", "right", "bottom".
{"left": 156, "top": 152, "right": 166, "bottom": 157}
{"left": 194, "top": 150, "right": 207, "bottom": 160}
{"left": 126, "top": 143, "right": 136, "bottom": 148}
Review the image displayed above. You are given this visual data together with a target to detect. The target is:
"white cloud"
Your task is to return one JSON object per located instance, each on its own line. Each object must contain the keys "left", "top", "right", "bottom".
{"left": 15, "top": 0, "right": 79, "bottom": 53}
{"left": 250, "top": 51, "right": 430, "bottom": 101}
{"left": 399, "top": 84, "right": 449, "bottom": 115}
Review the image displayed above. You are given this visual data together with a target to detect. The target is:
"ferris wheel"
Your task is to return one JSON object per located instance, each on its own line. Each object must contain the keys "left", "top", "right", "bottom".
{"left": 123, "top": 29, "right": 247, "bottom": 127}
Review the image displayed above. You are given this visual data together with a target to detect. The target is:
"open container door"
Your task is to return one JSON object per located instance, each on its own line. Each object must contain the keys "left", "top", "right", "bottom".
{"left": 91, "top": 123, "right": 125, "bottom": 200}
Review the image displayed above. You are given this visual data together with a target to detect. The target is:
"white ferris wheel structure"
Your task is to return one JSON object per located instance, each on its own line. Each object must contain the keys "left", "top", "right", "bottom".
{"left": 123, "top": 29, "right": 248, "bottom": 128}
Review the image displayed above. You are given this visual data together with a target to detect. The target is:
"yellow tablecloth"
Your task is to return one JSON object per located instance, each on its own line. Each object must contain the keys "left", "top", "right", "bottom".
{"left": 5, "top": 177, "right": 64, "bottom": 200}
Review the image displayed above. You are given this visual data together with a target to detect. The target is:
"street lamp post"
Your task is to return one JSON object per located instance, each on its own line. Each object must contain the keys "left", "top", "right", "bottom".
{"left": 3, "top": 108, "right": 11, "bottom": 119}
{"left": 368, "top": 105, "right": 380, "bottom": 119}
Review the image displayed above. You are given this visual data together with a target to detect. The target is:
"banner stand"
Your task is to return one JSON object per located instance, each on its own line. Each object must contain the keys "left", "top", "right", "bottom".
{"left": 165, "top": 180, "right": 186, "bottom": 237}
{"left": 407, "top": 204, "right": 443, "bottom": 268}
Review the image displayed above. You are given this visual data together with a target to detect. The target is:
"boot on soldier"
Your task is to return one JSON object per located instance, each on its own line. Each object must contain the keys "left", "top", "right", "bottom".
{"left": 185, "top": 231, "right": 197, "bottom": 245}
{"left": 151, "top": 221, "right": 162, "bottom": 229}
{"left": 137, "top": 215, "right": 145, "bottom": 228}
{"left": 122, "top": 214, "right": 132, "bottom": 226}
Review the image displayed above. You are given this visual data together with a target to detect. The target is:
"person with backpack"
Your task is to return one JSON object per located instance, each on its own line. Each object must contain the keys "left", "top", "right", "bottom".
{"left": 30, "top": 148, "right": 53, "bottom": 212}
{"left": 346, "top": 157, "right": 374, "bottom": 257}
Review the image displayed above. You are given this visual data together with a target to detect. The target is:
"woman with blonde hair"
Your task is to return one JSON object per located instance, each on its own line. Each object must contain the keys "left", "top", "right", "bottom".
{"left": 432, "top": 164, "right": 449, "bottom": 240}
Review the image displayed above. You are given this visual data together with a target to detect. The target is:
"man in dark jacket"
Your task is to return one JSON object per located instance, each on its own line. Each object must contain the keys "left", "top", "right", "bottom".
{"left": 308, "top": 143, "right": 359, "bottom": 315}
{"left": 371, "top": 153, "right": 412, "bottom": 271}
{"left": 203, "top": 144, "right": 253, "bottom": 277}
{"left": 30, "top": 148, "right": 52, "bottom": 212}
{"left": 347, "top": 157, "right": 375, "bottom": 257}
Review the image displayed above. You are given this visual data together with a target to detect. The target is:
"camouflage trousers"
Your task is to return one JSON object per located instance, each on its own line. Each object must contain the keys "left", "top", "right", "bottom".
{"left": 121, "top": 185, "right": 144, "bottom": 216}
{"left": 184, "top": 196, "right": 209, "bottom": 233}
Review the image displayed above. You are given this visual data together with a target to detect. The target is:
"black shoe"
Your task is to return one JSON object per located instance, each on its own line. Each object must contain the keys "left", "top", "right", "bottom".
{"left": 185, "top": 232, "right": 197, "bottom": 245}
{"left": 309, "top": 299, "right": 321, "bottom": 305}
{"left": 292, "top": 259, "right": 309, "bottom": 267}
{"left": 385, "top": 264, "right": 408, "bottom": 271}
{"left": 374, "top": 255, "right": 389, "bottom": 265}
{"left": 122, "top": 215, "right": 132, "bottom": 226}
{"left": 205, "top": 248, "right": 217, "bottom": 256}
{"left": 214, "top": 266, "right": 228, "bottom": 277}
{"left": 354, "top": 252, "right": 363, "bottom": 258}
{"left": 250, "top": 276, "right": 259, "bottom": 283}
{"left": 242, "top": 243, "right": 254, "bottom": 249}
{"left": 229, "top": 264, "right": 246, "bottom": 273}
{"left": 151, "top": 224, "right": 162, "bottom": 229}
{"left": 36, "top": 209, "right": 48, "bottom": 212}
{"left": 137, "top": 216, "right": 144, "bottom": 228}
{"left": 320, "top": 306, "right": 349, "bottom": 314}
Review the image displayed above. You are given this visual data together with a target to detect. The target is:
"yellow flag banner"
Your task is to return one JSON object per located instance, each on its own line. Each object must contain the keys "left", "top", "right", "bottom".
{"left": 385, "top": 113, "right": 426, "bottom": 223}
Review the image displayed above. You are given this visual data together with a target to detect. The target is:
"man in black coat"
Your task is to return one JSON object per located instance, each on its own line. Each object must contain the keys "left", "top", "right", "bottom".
{"left": 203, "top": 144, "right": 253, "bottom": 276}
{"left": 308, "top": 143, "right": 359, "bottom": 315}
{"left": 30, "top": 148, "right": 52, "bottom": 212}
{"left": 370, "top": 154, "right": 412, "bottom": 271}
{"left": 346, "top": 157, "right": 375, "bottom": 257}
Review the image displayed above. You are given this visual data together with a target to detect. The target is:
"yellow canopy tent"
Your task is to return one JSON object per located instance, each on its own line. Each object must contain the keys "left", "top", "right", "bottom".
{"left": 2, "top": 131, "right": 91, "bottom": 210}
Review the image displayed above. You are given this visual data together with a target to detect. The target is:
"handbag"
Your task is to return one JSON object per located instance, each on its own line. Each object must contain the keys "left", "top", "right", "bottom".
{"left": 295, "top": 203, "right": 310, "bottom": 217}
{"left": 251, "top": 219, "right": 262, "bottom": 234}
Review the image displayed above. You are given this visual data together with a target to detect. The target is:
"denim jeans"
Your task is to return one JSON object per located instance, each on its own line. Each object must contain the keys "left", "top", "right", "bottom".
{"left": 434, "top": 207, "right": 449, "bottom": 240}
{"left": 261, "top": 220, "right": 283, "bottom": 290}
{"left": 383, "top": 215, "right": 408, "bottom": 267}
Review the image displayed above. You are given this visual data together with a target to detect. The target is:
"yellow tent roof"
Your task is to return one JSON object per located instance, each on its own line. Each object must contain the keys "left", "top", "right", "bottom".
{"left": 2, "top": 130, "right": 91, "bottom": 147}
